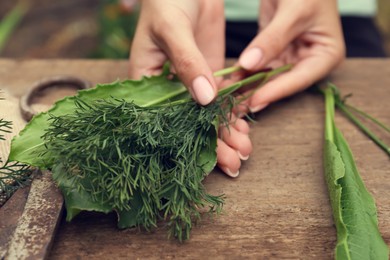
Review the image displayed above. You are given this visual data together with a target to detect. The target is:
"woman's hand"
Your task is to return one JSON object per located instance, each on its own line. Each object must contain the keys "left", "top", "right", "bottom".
{"left": 237, "top": 0, "right": 345, "bottom": 114}
{"left": 128, "top": 0, "right": 251, "bottom": 177}
{"left": 129, "top": 0, "right": 224, "bottom": 105}
{"left": 217, "top": 114, "right": 253, "bottom": 177}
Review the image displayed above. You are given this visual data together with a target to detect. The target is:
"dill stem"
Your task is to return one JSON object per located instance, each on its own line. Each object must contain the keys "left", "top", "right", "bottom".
{"left": 344, "top": 103, "right": 390, "bottom": 133}
{"left": 165, "top": 64, "right": 292, "bottom": 106}
{"left": 336, "top": 101, "right": 390, "bottom": 155}
{"left": 323, "top": 85, "right": 336, "bottom": 143}
{"left": 213, "top": 66, "right": 241, "bottom": 77}
{"left": 217, "top": 64, "right": 292, "bottom": 97}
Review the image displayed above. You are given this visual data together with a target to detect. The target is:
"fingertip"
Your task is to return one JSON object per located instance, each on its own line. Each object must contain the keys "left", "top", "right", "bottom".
{"left": 163, "top": 35, "right": 218, "bottom": 105}
{"left": 192, "top": 75, "right": 216, "bottom": 105}
{"left": 237, "top": 151, "right": 249, "bottom": 161}
{"left": 221, "top": 167, "right": 240, "bottom": 178}
{"left": 230, "top": 117, "right": 250, "bottom": 134}
{"left": 219, "top": 127, "right": 252, "bottom": 160}
{"left": 248, "top": 103, "right": 269, "bottom": 113}
{"left": 217, "top": 139, "right": 241, "bottom": 177}
{"left": 238, "top": 47, "right": 264, "bottom": 71}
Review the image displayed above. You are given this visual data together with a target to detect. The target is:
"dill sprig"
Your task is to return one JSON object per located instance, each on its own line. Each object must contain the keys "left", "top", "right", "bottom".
{"left": 0, "top": 118, "right": 31, "bottom": 206}
{"left": 43, "top": 96, "right": 233, "bottom": 240}
{"left": 0, "top": 118, "right": 12, "bottom": 140}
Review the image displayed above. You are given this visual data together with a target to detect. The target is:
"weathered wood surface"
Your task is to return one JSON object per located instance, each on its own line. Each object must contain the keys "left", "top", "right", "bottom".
{"left": 0, "top": 59, "right": 389, "bottom": 259}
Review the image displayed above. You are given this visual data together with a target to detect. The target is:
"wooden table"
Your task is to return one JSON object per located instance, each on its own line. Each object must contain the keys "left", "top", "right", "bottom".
{"left": 0, "top": 59, "right": 389, "bottom": 259}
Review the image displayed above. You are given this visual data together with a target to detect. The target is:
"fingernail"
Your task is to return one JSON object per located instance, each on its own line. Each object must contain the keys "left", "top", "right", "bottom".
{"left": 239, "top": 47, "right": 263, "bottom": 70}
{"left": 237, "top": 151, "right": 249, "bottom": 161}
{"left": 192, "top": 75, "right": 215, "bottom": 105}
{"left": 249, "top": 103, "right": 269, "bottom": 113}
{"left": 224, "top": 167, "right": 240, "bottom": 178}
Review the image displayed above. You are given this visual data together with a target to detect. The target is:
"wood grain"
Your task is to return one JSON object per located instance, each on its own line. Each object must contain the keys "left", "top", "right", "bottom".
{"left": 0, "top": 59, "right": 388, "bottom": 259}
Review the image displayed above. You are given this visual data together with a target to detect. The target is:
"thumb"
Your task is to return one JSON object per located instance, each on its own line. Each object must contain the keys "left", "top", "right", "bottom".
{"left": 238, "top": 7, "right": 301, "bottom": 71}
{"left": 160, "top": 26, "right": 217, "bottom": 105}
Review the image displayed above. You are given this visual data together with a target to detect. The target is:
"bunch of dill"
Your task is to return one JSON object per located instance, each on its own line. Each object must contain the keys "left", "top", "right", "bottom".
{"left": 10, "top": 65, "right": 289, "bottom": 240}
{"left": 42, "top": 96, "right": 233, "bottom": 240}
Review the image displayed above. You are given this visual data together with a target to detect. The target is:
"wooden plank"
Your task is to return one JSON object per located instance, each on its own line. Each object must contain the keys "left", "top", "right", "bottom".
{"left": 0, "top": 59, "right": 388, "bottom": 259}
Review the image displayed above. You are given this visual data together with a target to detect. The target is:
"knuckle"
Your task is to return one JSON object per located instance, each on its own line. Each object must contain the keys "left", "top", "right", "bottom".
{"left": 173, "top": 54, "right": 198, "bottom": 75}
{"left": 201, "top": 0, "right": 224, "bottom": 20}
{"left": 335, "top": 43, "right": 346, "bottom": 64}
{"left": 261, "top": 32, "right": 284, "bottom": 53}
{"left": 151, "top": 19, "right": 172, "bottom": 39}
{"left": 295, "top": 4, "right": 314, "bottom": 21}
{"left": 327, "top": 41, "right": 346, "bottom": 68}
{"left": 151, "top": 13, "right": 192, "bottom": 42}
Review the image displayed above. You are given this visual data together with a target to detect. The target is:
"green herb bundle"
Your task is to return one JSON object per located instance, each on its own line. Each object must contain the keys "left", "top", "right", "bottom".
{"left": 10, "top": 65, "right": 291, "bottom": 240}
{"left": 322, "top": 83, "right": 389, "bottom": 259}
{"left": 47, "top": 98, "right": 226, "bottom": 240}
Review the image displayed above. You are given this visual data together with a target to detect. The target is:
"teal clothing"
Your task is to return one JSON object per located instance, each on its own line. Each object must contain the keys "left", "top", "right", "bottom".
{"left": 224, "top": 0, "right": 377, "bottom": 21}
{"left": 224, "top": 1, "right": 258, "bottom": 21}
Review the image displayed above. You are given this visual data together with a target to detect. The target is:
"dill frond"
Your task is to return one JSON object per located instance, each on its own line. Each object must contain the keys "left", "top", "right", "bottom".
{"left": 43, "top": 97, "right": 232, "bottom": 240}
{"left": 0, "top": 119, "right": 31, "bottom": 206}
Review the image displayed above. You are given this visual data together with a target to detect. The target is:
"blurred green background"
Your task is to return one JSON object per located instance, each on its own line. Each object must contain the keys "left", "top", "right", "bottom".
{"left": 0, "top": 0, "right": 138, "bottom": 58}
{"left": 0, "top": 0, "right": 389, "bottom": 59}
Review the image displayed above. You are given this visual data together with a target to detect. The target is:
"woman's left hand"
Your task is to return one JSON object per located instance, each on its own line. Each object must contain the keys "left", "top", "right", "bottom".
{"left": 236, "top": 0, "right": 345, "bottom": 114}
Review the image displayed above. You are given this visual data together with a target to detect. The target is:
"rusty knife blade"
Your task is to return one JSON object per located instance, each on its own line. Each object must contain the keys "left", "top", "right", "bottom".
{"left": 4, "top": 170, "right": 63, "bottom": 260}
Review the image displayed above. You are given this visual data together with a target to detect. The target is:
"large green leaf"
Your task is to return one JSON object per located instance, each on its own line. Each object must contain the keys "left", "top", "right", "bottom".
{"left": 198, "top": 117, "right": 219, "bottom": 174}
{"left": 52, "top": 163, "right": 112, "bottom": 220}
{"left": 323, "top": 85, "right": 389, "bottom": 259}
{"left": 9, "top": 73, "right": 187, "bottom": 167}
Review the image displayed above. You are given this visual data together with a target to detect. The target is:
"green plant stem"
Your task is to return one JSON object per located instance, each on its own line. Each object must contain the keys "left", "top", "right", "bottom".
{"left": 213, "top": 66, "right": 241, "bottom": 77}
{"left": 336, "top": 101, "right": 390, "bottom": 155}
{"left": 344, "top": 103, "right": 390, "bottom": 133}
{"left": 322, "top": 83, "right": 389, "bottom": 260}
{"left": 0, "top": 2, "right": 29, "bottom": 53}
{"left": 323, "top": 87, "right": 335, "bottom": 142}
{"left": 165, "top": 64, "right": 292, "bottom": 106}
{"left": 217, "top": 64, "right": 292, "bottom": 97}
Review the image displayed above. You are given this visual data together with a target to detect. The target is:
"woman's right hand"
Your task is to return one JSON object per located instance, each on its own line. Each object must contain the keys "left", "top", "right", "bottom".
{"left": 129, "top": 0, "right": 224, "bottom": 105}
{"left": 128, "top": 0, "right": 253, "bottom": 178}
